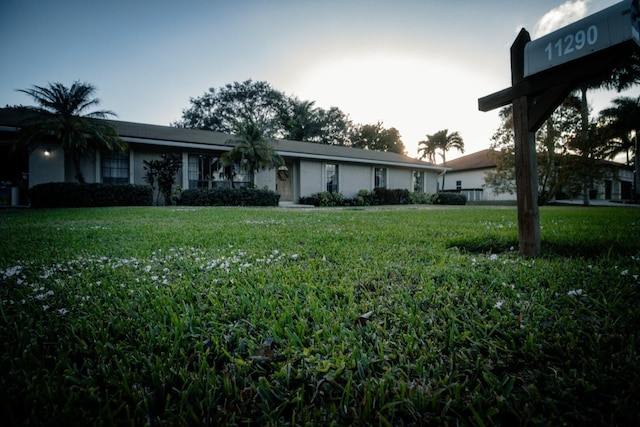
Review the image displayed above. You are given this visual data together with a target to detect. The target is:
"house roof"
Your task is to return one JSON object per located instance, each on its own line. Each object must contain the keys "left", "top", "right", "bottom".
{"left": 441, "top": 149, "right": 499, "bottom": 171}
{"left": 440, "top": 148, "right": 633, "bottom": 172}
{"left": 0, "top": 108, "right": 441, "bottom": 171}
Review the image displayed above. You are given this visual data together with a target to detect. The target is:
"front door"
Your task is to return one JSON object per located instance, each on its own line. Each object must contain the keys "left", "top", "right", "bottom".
{"left": 276, "top": 163, "right": 293, "bottom": 201}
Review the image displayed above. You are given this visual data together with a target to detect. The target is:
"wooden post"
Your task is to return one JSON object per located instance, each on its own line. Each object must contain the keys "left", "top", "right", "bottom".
{"left": 511, "top": 30, "right": 541, "bottom": 257}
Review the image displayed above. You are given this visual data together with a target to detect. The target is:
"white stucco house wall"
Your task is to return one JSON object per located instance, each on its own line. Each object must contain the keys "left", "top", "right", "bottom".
{"left": 440, "top": 149, "right": 514, "bottom": 202}
{"left": 0, "top": 108, "right": 444, "bottom": 205}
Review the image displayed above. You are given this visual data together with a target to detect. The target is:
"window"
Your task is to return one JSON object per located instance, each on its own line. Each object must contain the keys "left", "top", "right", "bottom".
{"left": 188, "top": 154, "right": 228, "bottom": 189}
{"left": 102, "top": 151, "right": 129, "bottom": 184}
{"left": 374, "top": 167, "right": 387, "bottom": 189}
{"left": 231, "top": 163, "right": 251, "bottom": 188}
{"left": 413, "top": 171, "right": 423, "bottom": 192}
{"left": 456, "top": 180, "right": 462, "bottom": 190}
{"left": 326, "top": 163, "right": 338, "bottom": 193}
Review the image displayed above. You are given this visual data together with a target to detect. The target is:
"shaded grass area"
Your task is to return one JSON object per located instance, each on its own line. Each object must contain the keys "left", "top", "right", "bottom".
{"left": 1, "top": 205, "right": 639, "bottom": 425}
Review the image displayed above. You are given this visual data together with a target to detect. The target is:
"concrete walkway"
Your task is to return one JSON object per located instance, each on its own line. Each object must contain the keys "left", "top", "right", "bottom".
{"left": 553, "top": 199, "right": 640, "bottom": 207}
{"left": 278, "top": 201, "right": 315, "bottom": 208}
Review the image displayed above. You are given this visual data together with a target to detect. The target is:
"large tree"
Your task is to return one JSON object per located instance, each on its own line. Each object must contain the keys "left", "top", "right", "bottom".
{"left": 175, "top": 80, "right": 353, "bottom": 146}
{"left": 222, "top": 120, "right": 284, "bottom": 187}
{"left": 283, "top": 99, "right": 354, "bottom": 145}
{"left": 417, "top": 129, "right": 464, "bottom": 190}
{"left": 174, "top": 80, "right": 289, "bottom": 139}
{"left": 314, "top": 106, "right": 353, "bottom": 145}
{"left": 574, "top": 52, "right": 640, "bottom": 204}
{"left": 349, "top": 121, "right": 406, "bottom": 154}
{"left": 485, "top": 97, "right": 601, "bottom": 205}
{"left": 599, "top": 96, "right": 640, "bottom": 199}
{"left": 15, "top": 81, "right": 125, "bottom": 183}
{"left": 283, "top": 98, "right": 322, "bottom": 142}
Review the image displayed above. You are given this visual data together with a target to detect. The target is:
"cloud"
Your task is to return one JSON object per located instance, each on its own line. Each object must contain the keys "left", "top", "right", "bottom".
{"left": 533, "top": 0, "right": 591, "bottom": 38}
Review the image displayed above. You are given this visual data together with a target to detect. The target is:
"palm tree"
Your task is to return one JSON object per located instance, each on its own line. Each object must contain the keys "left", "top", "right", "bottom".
{"left": 417, "top": 138, "right": 438, "bottom": 163}
{"left": 15, "top": 81, "right": 126, "bottom": 183}
{"left": 285, "top": 99, "right": 321, "bottom": 141}
{"left": 417, "top": 129, "right": 464, "bottom": 190}
{"left": 223, "top": 120, "right": 284, "bottom": 187}
{"left": 599, "top": 96, "right": 640, "bottom": 199}
{"left": 574, "top": 53, "right": 640, "bottom": 204}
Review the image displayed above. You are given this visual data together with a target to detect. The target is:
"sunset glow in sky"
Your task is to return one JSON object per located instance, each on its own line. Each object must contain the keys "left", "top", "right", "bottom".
{"left": 1, "top": 0, "right": 638, "bottom": 160}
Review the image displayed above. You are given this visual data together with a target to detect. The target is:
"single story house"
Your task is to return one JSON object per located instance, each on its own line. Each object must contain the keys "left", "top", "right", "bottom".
{"left": 441, "top": 148, "right": 634, "bottom": 202}
{"left": 0, "top": 108, "right": 445, "bottom": 205}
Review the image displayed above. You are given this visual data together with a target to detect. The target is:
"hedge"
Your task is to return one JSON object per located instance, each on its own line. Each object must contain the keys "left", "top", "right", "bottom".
{"left": 178, "top": 188, "right": 280, "bottom": 206}
{"left": 373, "top": 188, "right": 411, "bottom": 205}
{"left": 300, "top": 189, "right": 436, "bottom": 207}
{"left": 299, "top": 191, "right": 345, "bottom": 207}
{"left": 30, "top": 183, "right": 153, "bottom": 208}
{"left": 433, "top": 192, "right": 467, "bottom": 205}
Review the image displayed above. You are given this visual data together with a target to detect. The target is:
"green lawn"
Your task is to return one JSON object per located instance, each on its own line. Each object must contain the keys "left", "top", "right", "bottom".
{"left": 1, "top": 205, "right": 639, "bottom": 426}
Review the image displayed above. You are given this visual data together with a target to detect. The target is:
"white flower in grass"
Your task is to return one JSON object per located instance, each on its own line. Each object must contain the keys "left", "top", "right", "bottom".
{"left": 291, "top": 254, "right": 299, "bottom": 261}
{"left": 567, "top": 289, "right": 585, "bottom": 297}
{"left": 144, "top": 265, "right": 152, "bottom": 273}
{"left": 621, "top": 270, "right": 629, "bottom": 276}
{"left": 493, "top": 301, "right": 504, "bottom": 309}
{"left": 34, "top": 290, "right": 54, "bottom": 300}
{"left": 42, "top": 305, "right": 49, "bottom": 311}
{"left": 1, "top": 265, "right": 23, "bottom": 279}
{"left": 57, "top": 308, "right": 68, "bottom": 315}
{"left": 489, "top": 254, "right": 498, "bottom": 261}
{"left": 151, "top": 276, "right": 159, "bottom": 282}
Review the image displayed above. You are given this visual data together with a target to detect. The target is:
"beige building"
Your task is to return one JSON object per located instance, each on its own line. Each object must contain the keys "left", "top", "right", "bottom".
{"left": 0, "top": 109, "right": 443, "bottom": 205}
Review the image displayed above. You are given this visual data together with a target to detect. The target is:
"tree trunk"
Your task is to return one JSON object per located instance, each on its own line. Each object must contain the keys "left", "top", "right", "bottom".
{"left": 635, "top": 130, "right": 640, "bottom": 200}
{"left": 580, "top": 87, "right": 590, "bottom": 206}
{"left": 440, "top": 153, "right": 446, "bottom": 191}
{"left": 72, "top": 154, "right": 86, "bottom": 184}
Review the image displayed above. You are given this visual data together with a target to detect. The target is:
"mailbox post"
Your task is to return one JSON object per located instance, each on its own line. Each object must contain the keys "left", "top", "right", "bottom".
{"left": 479, "top": 0, "right": 640, "bottom": 257}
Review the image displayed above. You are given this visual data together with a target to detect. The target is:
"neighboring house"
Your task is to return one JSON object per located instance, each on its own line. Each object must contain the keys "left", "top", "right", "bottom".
{"left": 441, "top": 149, "right": 634, "bottom": 202}
{"left": 440, "top": 149, "right": 510, "bottom": 202}
{"left": 0, "top": 108, "right": 444, "bottom": 205}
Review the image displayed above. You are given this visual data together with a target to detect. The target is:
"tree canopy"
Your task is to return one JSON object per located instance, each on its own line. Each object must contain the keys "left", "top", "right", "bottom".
{"left": 173, "top": 80, "right": 288, "bottom": 139}
{"left": 484, "top": 94, "right": 623, "bottom": 204}
{"left": 14, "top": 81, "right": 126, "bottom": 183}
{"left": 178, "top": 80, "right": 426, "bottom": 151}
{"left": 417, "top": 129, "right": 464, "bottom": 165}
{"left": 599, "top": 95, "right": 640, "bottom": 198}
{"left": 349, "top": 121, "right": 406, "bottom": 154}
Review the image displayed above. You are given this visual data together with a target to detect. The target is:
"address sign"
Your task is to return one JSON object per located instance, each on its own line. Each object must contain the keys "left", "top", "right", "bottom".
{"left": 524, "top": 0, "right": 640, "bottom": 77}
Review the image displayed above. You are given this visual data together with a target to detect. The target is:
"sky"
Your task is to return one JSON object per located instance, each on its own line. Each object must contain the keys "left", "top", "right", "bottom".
{"left": 1, "top": 0, "right": 639, "bottom": 161}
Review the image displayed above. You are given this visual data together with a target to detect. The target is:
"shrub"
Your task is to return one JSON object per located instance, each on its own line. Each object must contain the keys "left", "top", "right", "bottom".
{"left": 353, "top": 189, "right": 374, "bottom": 206}
{"left": 409, "top": 191, "right": 436, "bottom": 204}
{"left": 373, "top": 188, "right": 411, "bottom": 205}
{"left": 301, "top": 189, "right": 436, "bottom": 207}
{"left": 434, "top": 192, "right": 467, "bottom": 205}
{"left": 143, "top": 153, "right": 182, "bottom": 206}
{"left": 299, "top": 191, "right": 345, "bottom": 207}
{"left": 30, "top": 182, "right": 152, "bottom": 208}
{"left": 178, "top": 188, "right": 280, "bottom": 206}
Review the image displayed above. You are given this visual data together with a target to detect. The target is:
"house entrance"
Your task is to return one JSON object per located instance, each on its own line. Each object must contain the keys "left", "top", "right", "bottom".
{"left": 276, "top": 163, "right": 293, "bottom": 201}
